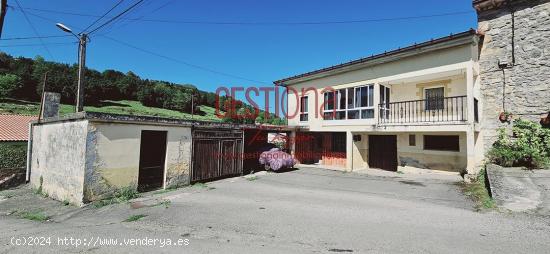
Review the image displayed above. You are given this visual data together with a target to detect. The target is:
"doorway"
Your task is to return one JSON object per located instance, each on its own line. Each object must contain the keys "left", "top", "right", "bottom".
{"left": 138, "top": 130, "right": 167, "bottom": 191}
{"left": 368, "top": 135, "right": 397, "bottom": 171}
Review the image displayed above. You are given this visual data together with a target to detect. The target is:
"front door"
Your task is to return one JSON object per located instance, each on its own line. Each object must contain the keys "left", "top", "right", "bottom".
{"left": 368, "top": 135, "right": 397, "bottom": 171}
{"left": 138, "top": 130, "right": 167, "bottom": 191}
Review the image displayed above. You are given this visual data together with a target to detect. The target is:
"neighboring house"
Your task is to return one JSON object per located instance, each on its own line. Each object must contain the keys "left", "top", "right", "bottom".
{"left": 274, "top": 30, "right": 484, "bottom": 175}
{"left": 0, "top": 114, "right": 37, "bottom": 171}
{"left": 474, "top": 0, "right": 550, "bottom": 150}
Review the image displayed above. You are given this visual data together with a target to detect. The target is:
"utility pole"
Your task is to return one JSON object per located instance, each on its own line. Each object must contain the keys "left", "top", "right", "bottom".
{"left": 0, "top": 0, "right": 7, "bottom": 38}
{"left": 76, "top": 33, "right": 87, "bottom": 112}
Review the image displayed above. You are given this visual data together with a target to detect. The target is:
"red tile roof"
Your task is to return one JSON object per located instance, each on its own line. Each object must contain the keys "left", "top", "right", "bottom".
{"left": 0, "top": 114, "right": 37, "bottom": 141}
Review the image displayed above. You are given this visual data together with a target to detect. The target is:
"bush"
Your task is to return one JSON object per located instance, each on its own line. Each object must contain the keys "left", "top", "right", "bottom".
{"left": 488, "top": 119, "right": 550, "bottom": 169}
{"left": 0, "top": 142, "right": 27, "bottom": 169}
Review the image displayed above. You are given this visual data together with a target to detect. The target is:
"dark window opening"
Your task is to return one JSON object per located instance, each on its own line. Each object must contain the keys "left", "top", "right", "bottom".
{"left": 409, "top": 134, "right": 416, "bottom": 146}
{"left": 331, "top": 133, "right": 346, "bottom": 153}
{"left": 425, "top": 87, "right": 444, "bottom": 110}
{"left": 424, "top": 135, "right": 459, "bottom": 151}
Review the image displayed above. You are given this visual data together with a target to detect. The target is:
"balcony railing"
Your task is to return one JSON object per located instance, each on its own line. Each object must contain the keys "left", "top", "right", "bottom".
{"left": 378, "top": 95, "right": 468, "bottom": 124}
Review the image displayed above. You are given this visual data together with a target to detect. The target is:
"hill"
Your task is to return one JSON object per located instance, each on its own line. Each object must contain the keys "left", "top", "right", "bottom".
{"left": 0, "top": 52, "right": 283, "bottom": 124}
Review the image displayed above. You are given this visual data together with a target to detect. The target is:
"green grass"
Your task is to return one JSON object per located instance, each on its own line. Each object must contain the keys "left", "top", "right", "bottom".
{"left": 460, "top": 168, "right": 496, "bottom": 210}
{"left": 20, "top": 211, "right": 49, "bottom": 222}
{"left": 192, "top": 182, "right": 209, "bottom": 188}
{"left": 92, "top": 187, "right": 140, "bottom": 208}
{"left": 0, "top": 98, "right": 222, "bottom": 122}
{"left": 246, "top": 176, "right": 259, "bottom": 181}
{"left": 123, "top": 214, "right": 147, "bottom": 222}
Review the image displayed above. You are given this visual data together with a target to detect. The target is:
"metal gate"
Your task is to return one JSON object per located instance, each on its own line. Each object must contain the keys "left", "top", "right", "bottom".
{"left": 192, "top": 128, "right": 243, "bottom": 182}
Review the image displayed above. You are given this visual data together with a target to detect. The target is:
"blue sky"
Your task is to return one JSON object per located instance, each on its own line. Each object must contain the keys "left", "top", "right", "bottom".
{"left": 1, "top": 0, "right": 477, "bottom": 111}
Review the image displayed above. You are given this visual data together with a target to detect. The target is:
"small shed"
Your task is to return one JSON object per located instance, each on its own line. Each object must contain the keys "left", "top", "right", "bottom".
{"left": 28, "top": 112, "right": 246, "bottom": 205}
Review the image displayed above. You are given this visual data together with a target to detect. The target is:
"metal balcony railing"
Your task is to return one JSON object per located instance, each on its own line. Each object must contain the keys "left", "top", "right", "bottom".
{"left": 378, "top": 95, "right": 469, "bottom": 124}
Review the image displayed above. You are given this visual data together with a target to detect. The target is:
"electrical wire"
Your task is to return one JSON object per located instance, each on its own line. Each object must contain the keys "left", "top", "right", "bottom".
{"left": 87, "top": 0, "right": 144, "bottom": 35}
{"left": 0, "top": 35, "right": 72, "bottom": 40}
{"left": 13, "top": 6, "right": 474, "bottom": 26}
{"left": 0, "top": 42, "right": 77, "bottom": 47}
{"left": 99, "top": 35, "right": 270, "bottom": 84}
{"left": 21, "top": 11, "right": 270, "bottom": 85}
{"left": 81, "top": 0, "right": 125, "bottom": 34}
{"left": 13, "top": 0, "right": 55, "bottom": 59}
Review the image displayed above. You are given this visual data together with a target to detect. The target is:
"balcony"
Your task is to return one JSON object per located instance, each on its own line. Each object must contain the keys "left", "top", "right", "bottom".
{"left": 378, "top": 95, "right": 473, "bottom": 125}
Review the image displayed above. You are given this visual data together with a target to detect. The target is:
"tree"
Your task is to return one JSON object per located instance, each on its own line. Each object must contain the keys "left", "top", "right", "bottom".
{"left": 0, "top": 73, "right": 22, "bottom": 98}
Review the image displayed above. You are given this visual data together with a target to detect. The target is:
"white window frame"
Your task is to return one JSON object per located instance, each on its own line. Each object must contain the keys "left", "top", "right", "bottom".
{"left": 299, "top": 96, "right": 308, "bottom": 121}
{"left": 347, "top": 85, "right": 375, "bottom": 120}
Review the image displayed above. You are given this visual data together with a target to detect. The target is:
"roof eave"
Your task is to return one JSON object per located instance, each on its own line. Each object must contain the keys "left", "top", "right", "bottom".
{"left": 273, "top": 30, "right": 478, "bottom": 86}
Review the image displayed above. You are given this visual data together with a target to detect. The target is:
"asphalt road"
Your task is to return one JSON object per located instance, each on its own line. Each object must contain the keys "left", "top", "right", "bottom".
{"left": 1, "top": 167, "right": 549, "bottom": 253}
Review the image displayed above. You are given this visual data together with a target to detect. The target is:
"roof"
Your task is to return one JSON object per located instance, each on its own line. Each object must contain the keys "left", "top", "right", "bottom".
{"left": 273, "top": 29, "right": 477, "bottom": 86}
{"left": 0, "top": 114, "right": 37, "bottom": 141}
{"left": 32, "top": 112, "right": 301, "bottom": 131}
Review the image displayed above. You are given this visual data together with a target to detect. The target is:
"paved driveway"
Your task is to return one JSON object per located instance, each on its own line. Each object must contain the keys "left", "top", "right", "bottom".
{"left": 1, "top": 167, "right": 549, "bottom": 253}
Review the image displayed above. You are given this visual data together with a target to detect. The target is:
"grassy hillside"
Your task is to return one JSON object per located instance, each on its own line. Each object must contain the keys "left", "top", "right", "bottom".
{"left": 0, "top": 99, "right": 222, "bottom": 122}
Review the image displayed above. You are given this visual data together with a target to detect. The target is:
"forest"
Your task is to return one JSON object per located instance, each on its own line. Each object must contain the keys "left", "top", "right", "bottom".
{"left": 0, "top": 52, "right": 284, "bottom": 125}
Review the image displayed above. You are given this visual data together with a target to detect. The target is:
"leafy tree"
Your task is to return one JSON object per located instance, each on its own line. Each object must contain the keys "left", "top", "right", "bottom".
{"left": 0, "top": 74, "right": 22, "bottom": 98}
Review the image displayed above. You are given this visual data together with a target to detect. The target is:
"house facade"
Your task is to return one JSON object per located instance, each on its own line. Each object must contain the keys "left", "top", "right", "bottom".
{"left": 275, "top": 30, "right": 484, "bottom": 175}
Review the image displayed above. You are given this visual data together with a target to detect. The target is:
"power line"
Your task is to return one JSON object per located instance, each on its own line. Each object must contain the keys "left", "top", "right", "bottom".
{"left": 0, "top": 42, "right": 77, "bottom": 47}
{"left": 13, "top": 6, "right": 474, "bottom": 26}
{"left": 21, "top": 11, "right": 269, "bottom": 85}
{"left": 13, "top": 0, "right": 54, "bottom": 59}
{"left": 99, "top": 35, "right": 270, "bottom": 84}
{"left": 0, "top": 35, "right": 72, "bottom": 40}
{"left": 87, "top": 0, "right": 144, "bottom": 35}
{"left": 81, "top": 0, "right": 125, "bottom": 33}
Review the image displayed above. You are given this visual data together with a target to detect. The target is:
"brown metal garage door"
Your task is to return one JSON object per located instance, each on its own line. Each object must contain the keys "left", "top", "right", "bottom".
{"left": 368, "top": 135, "right": 398, "bottom": 171}
{"left": 192, "top": 128, "right": 243, "bottom": 182}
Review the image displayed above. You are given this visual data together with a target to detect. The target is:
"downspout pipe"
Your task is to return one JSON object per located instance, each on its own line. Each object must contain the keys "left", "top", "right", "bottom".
{"left": 25, "top": 122, "right": 34, "bottom": 182}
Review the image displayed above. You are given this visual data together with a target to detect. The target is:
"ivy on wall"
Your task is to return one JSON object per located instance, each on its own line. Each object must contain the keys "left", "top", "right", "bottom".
{"left": 0, "top": 142, "right": 27, "bottom": 170}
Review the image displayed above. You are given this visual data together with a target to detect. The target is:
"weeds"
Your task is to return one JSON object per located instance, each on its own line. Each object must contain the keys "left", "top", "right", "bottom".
{"left": 193, "top": 182, "right": 208, "bottom": 188}
{"left": 153, "top": 200, "right": 171, "bottom": 208}
{"left": 20, "top": 211, "right": 49, "bottom": 222}
{"left": 92, "top": 187, "right": 140, "bottom": 208}
{"left": 154, "top": 186, "right": 178, "bottom": 195}
{"left": 123, "top": 214, "right": 147, "bottom": 222}
{"left": 246, "top": 176, "right": 258, "bottom": 181}
{"left": 460, "top": 168, "right": 496, "bottom": 210}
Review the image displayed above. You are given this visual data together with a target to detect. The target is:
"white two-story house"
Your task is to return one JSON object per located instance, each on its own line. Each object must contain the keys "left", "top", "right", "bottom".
{"left": 274, "top": 30, "right": 484, "bottom": 175}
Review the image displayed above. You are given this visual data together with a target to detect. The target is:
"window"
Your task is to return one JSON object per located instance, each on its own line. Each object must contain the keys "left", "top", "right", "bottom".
{"left": 424, "top": 135, "right": 459, "bottom": 151}
{"left": 300, "top": 96, "right": 308, "bottom": 121}
{"left": 323, "top": 85, "right": 375, "bottom": 120}
{"left": 323, "top": 89, "right": 346, "bottom": 120}
{"left": 379, "top": 85, "right": 391, "bottom": 119}
{"left": 331, "top": 133, "right": 346, "bottom": 153}
{"left": 409, "top": 134, "right": 416, "bottom": 146}
{"left": 347, "top": 85, "right": 374, "bottom": 119}
{"left": 425, "top": 87, "right": 444, "bottom": 110}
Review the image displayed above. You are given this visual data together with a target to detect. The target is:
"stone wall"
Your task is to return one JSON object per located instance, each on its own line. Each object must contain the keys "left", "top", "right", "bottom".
{"left": 477, "top": 0, "right": 550, "bottom": 151}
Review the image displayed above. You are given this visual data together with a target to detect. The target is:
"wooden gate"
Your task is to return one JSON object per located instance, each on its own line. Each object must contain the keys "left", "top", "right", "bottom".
{"left": 192, "top": 128, "right": 243, "bottom": 182}
{"left": 368, "top": 135, "right": 398, "bottom": 171}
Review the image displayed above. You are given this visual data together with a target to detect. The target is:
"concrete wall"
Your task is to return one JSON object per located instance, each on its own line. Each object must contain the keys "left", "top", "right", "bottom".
{"left": 477, "top": 1, "right": 550, "bottom": 150}
{"left": 84, "top": 122, "right": 192, "bottom": 202}
{"left": 30, "top": 120, "right": 88, "bottom": 205}
{"left": 350, "top": 132, "right": 467, "bottom": 172}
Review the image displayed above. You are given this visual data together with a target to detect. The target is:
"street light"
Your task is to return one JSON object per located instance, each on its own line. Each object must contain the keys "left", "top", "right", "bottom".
{"left": 56, "top": 23, "right": 87, "bottom": 112}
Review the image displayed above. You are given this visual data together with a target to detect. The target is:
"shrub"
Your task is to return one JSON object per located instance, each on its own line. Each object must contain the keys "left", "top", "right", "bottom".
{"left": 0, "top": 142, "right": 27, "bottom": 169}
{"left": 488, "top": 119, "right": 550, "bottom": 168}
